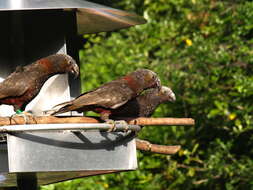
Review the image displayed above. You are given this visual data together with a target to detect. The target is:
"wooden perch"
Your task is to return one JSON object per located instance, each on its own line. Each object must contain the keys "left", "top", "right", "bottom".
{"left": 0, "top": 116, "right": 194, "bottom": 126}
{"left": 122, "top": 117, "right": 195, "bottom": 126}
{"left": 136, "top": 139, "right": 181, "bottom": 155}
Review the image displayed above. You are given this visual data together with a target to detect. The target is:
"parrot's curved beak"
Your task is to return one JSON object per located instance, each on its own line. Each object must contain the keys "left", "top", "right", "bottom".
{"left": 70, "top": 62, "right": 80, "bottom": 78}
{"left": 170, "top": 91, "right": 176, "bottom": 102}
{"left": 160, "top": 86, "right": 176, "bottom": 102}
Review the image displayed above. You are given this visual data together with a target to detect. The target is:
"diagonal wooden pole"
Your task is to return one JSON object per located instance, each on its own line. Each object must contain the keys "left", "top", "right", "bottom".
{"left": 136, "top": 139, "right": 181, "bottom": 155}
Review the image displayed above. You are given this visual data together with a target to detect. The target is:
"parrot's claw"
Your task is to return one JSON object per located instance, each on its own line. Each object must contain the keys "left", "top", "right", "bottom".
{"left": 115, "top": 120, "right": 128, "bottom": 125}
{"left": 105, "top": 119, "right": 115, "bottom": 124}
{"left": 105, "top": 119, "right": 117, "bottom": 132}
{"left": 10, "top": 111, "right": 34, "bottom": 124}
{"left": 106, "top": 119, "right": 129, "bottom": 132}
{"left": 115, "top": 120, "right": 129, "bottom": 132}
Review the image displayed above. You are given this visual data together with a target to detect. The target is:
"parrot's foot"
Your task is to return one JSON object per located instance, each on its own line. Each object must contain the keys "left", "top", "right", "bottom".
{"left": 10, "top": 111, "right": 34, "bottom": 124}
{"left": 105, "top": 119, "right": 116, "bottom": 132}
{"left": 105, "top": 119, "right": 129, "bottom": 132}
{"left": 115, "top": 120, "right": 129, "bottom": 132}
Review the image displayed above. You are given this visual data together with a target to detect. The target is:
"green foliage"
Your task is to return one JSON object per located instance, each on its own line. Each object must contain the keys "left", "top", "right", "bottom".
{"left": 43, "top": 0, "right": 253, "bottom": 189}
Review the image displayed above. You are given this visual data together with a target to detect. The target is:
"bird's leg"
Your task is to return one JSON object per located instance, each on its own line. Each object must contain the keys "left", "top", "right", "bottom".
{"left": 100, "top": 112, "right": 110, "bottom": 122}
{"left": 16, "top": 109, "right": 23, "bottom": 115}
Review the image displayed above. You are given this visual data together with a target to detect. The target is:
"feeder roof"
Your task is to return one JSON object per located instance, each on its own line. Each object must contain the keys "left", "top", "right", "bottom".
{"left": 0, "top": 0, "right": 146, "bottom": 34}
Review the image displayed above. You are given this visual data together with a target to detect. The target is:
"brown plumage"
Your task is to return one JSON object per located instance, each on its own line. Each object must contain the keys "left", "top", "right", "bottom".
{"left": 110, "top": 86, "right": 176, "bottom": 118}
{"left": 0, "top": 54, "right": 79, "bottom": 112}
{"left": 49, "top": 69, "right": 161, "bottom": 120}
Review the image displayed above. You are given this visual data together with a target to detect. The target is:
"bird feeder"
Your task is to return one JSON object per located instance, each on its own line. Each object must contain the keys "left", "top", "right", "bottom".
{"left": 0, "top": 0, "right": 146, "bottom": 188}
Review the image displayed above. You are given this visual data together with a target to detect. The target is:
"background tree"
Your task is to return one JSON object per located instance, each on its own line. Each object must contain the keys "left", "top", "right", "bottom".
{"left": 43, "top": 0, "right": 253, "bottom": 189}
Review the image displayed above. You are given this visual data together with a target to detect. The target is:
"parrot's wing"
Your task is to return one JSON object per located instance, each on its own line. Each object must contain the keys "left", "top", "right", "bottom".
{"left": 0, "top": 71, "right": 30, "bottom": 99}
{"left": 73, "top": 82, "right": 132, "bottom": 109}
{"left": 49, "top": 80, "right": 135, "bottom": 116}
{"left": 51, "top": 82, "right": 131, "bottom": 115}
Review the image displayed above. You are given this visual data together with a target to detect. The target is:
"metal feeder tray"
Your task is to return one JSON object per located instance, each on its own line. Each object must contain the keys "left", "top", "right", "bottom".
{"left": 0, "top": 123, "right": 139, "bottom": 187}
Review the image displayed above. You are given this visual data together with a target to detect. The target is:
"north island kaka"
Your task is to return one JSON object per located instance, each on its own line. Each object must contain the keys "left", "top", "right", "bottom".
{"left": 0, "top": 54, "right": 79, "bottom": 113}
{"left": 49, "top": 69, "right": 161, "bottom": 120}
{"left": 110, "top": 86, "right": 176, "bottom": 118}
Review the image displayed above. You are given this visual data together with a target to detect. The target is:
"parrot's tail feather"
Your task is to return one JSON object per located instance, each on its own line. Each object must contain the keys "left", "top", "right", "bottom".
{"left": 43, "top": 110, "right": 55, "bottom": 116}
{"left": 43, "top": 106, "right": 69, "bottom": 116}
{"left": 43, "top": 101, "right": 73, "bottom": 116}
{"left": 52, "top": 101, "right": 72, "bottom": 109}
{"left": 50, "top": 105, "right": 72, "bottom": 116}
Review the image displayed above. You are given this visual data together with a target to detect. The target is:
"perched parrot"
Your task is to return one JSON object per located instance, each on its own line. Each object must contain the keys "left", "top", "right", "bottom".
{"left": 0, "top": 54, "right": 79, "bottom": 113}
{"left": 49, "top": 69, "right": 161, "bottom": 120}
{"left": 110, "top": 86, "right": 176, "bottom": 118}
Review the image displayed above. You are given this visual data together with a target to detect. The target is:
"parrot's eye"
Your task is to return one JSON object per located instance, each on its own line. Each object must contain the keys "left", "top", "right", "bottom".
{"left": 151, "top": 75, "right": 157, "bottom": 81}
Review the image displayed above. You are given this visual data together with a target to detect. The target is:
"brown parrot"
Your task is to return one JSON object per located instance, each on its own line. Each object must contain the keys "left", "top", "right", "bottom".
{"left": 110, "top": 86, "right": 176, "bottom": 118}
{"left": 0, "top": 54, "right": 79, "bottom": 113}
{"left": 49, "top": 69, "right": 161, "bottom": 120}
